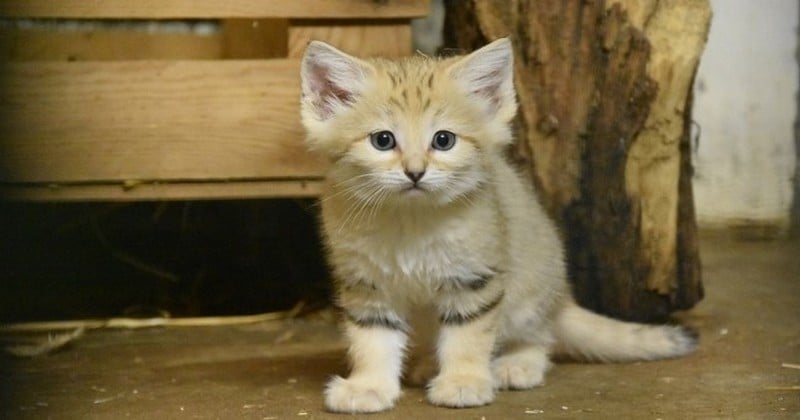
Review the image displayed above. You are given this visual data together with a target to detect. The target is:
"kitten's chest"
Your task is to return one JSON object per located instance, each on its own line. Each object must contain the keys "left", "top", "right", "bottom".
{"left": 332, "top": 209, "right": 498, "bottom": 285}
{"left": 370, "top": 225, "right": 467, "bottom": 277}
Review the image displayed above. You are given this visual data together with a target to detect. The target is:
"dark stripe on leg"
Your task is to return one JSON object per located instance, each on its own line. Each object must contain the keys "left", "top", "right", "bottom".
{"left": 461, "top": 272, "right": 494, "bottom": 291}
{"left": 439, "top": 292, "right": 505, "bottom": 326}
{"left": 344, "top": 308, "right": 407, "bottom": 331}
{"left": 447, "top": 268, "right": 499, "bottom": 292}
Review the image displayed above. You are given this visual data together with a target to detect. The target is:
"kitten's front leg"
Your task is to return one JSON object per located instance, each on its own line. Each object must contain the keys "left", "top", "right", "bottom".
{"left": 325, "top": 307, "right": 407, "bottom": 413}
{"left": 427, "top": 290, "right": 504, "bottom": 408}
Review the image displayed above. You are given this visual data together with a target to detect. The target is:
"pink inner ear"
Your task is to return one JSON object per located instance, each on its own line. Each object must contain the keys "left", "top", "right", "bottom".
{"left": 471, "top": 68, "right": 505, "bottom": 111}
{"left": 308, "top": 63, "right": 355, "bottom": 120}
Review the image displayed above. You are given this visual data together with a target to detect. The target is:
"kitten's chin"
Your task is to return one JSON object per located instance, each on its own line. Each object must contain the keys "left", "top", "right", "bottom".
{"left": 393, "top": 186, "right": 473, "bottom": 208}
{"left": 388, "top": 187, "right": 431, "bottom": 206}
{"left": 401, "top": 186, "right": 427, "bottom": 198}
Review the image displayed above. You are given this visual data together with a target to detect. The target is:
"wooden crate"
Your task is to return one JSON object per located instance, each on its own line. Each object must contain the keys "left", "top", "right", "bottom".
{"left": 0, "top": 1, "right": 428, "bottom": 201}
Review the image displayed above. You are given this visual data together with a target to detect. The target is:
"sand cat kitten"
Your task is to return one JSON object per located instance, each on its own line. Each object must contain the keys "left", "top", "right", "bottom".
{"left": 299, "top": 38, "right": 696, "bottom": 413}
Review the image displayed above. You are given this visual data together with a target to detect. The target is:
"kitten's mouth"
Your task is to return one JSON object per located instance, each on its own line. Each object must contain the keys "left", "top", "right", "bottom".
{"left": 402, "top": 185, "right": 427, "bottom": 196}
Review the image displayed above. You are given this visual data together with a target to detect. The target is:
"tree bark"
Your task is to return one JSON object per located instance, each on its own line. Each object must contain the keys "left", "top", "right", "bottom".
{"left": 443, "top": 0, "right": 710, "bottom": 321}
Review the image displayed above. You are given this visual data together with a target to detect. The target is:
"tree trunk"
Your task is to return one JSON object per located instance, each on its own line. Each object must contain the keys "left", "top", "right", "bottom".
{"left": 443, "top": 0, "right": 710, "bottom": 322}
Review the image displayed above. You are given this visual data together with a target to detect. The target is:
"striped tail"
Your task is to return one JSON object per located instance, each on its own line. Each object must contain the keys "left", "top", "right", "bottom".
{"left": 554, "top": 301, "right": 698, "bottom": 362}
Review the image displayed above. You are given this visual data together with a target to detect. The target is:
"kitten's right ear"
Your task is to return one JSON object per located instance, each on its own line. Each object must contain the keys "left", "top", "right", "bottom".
{"left": 300, "top": 41, "right": 372, "bottom": 121}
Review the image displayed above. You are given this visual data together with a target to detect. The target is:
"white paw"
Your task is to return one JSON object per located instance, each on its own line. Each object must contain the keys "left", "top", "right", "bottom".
{"left": 324, "top": 376, "right": 400, "bottom": 413}
{"left": 492, "top": 355, "right": 548, "bottom": 390}
{"left": 426, "top": 373, "right": 495, "bottom": 408}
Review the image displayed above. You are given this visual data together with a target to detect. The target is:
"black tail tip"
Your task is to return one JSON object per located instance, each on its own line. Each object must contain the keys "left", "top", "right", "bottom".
{"left": 682, "top": 325, "right": 700, "bottom": 341}
{"left": 674, "top": 325, "right": 700, "bottom": 354}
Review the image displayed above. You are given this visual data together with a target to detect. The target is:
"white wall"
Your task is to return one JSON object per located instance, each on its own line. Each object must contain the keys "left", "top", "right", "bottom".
{"left": 692, "top": 0, "right": 798, "bottom": 229}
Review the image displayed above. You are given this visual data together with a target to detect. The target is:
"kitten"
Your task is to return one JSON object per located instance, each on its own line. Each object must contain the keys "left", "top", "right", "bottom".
{"left": 299, "top": 37, "right": 696, "bottom": 413}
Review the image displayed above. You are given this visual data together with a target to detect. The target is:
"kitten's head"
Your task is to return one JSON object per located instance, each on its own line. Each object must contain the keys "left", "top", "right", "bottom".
{"left": 300, "top": 38, "right": 517, "bottom": 207}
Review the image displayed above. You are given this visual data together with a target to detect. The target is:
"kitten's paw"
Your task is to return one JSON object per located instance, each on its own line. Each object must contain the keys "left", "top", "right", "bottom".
{"left": 426, "top": 373, "right": 495, "bottom": 408}
{"left": 324, "top": 376, "right": 400, "bottom": 413}
{"left": 492, "top": 356, "right": 547, "bottom": 390}
{"left": 492, "top": 347, "right": 551, "bottom": 390}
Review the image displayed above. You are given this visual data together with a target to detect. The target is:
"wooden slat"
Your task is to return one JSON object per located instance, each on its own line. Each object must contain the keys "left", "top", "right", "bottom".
{"left": 288, "top": 20, "right": 413, "bottom": 58}
{"left": 0, "top": 28, "right": 224, "bottom": 61}
{"left": 221, "top": 19, "right": 288, "bottom": 59}
{"left": 0, "top": 21, "right": 291, "bottom": 62}
{"left": 0, "top": 60, "right": 328, "bottom": 184}
{"left": 0, "top": 0, "right": 430, "bottom": 19}
{"left": 0, "top": 180, "right": 324, "bottom": 201}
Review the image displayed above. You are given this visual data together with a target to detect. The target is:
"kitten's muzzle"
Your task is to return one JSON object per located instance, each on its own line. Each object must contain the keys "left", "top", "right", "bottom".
{"left": 404, "top": 171, "right": 425, "bottom": 183}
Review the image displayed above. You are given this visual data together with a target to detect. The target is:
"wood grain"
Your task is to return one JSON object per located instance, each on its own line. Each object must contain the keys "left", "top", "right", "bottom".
{"left": 222, "top": 19, "right": 288, "bottom": 59}
{"left": 0, "top": 21, "right": 294, "bottom": 61}
{"left": 0, "top": 0, "right": 430, "bottom": 19}
{"left": 613, "top": 0, "right": 712, "bottom": 296}
{"left": 0, "top": 28, "right": 224, "bottom": 61}
{"left": 288, "top": 20, "right": 413, "bottom": 58}
{"left": 0, "top": 60, "right": 328, "bottom": 185}
{"left": 0, "top": 180, "right": 324, "bottom": 201}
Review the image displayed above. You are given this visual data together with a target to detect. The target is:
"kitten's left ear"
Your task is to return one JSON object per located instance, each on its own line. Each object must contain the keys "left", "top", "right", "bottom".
{"left": 300, "top": 41, "right": 373, "bottom": 121}
{"left": 449, "top": 37, "right": 517, "bottom": 121}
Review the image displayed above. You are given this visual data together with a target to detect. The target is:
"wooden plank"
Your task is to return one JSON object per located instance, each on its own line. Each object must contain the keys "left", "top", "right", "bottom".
{"left": 0, "top": 21, "right": 290, "bottom": 61}
{"left": 0, "top": 180, "right": 324, "bottom": 201}
{"left": 0, "top": 60, "right": 328, "bottom": 184}
{"left": 288, "top": 20, "right": 413, "bottom": 58}
{"left": 0, "top": 0, "right": 430, "bottom": 19}
{"left": 0, "top": 28, "right": 224, "bottom": 61}
{"left": 221, "top": 19, "right": 288, "bottom": 59}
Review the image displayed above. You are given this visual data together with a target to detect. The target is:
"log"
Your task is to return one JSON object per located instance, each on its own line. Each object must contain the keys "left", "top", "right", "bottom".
{"left": 443, "top": 0, "right": 709, "bottom": 321}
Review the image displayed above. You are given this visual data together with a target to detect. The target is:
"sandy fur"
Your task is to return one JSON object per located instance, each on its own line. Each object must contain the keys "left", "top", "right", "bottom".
{"left": 300, "top": 38, "right": 696, "bottom": 414}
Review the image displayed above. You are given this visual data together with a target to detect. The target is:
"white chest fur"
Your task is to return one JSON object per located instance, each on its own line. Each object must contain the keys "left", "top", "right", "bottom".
{"left": 323, "top": 200, "right": 501, "bottom": 294}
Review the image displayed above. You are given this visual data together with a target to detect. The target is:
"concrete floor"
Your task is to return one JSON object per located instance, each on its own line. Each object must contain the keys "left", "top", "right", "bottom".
{"left": 2, "top": 232, "right": 799, "bottom": 419}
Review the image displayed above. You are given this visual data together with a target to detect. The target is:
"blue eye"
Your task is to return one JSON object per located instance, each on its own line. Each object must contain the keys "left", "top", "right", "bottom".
{"left": 370, "top": 130, "right": 396, "bottom": 151}
{"left": 432, "top": 130, "right": 456, "bottom": 151}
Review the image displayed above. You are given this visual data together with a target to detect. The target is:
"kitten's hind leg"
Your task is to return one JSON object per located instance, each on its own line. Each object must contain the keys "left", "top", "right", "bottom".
{"left": 325, "top": 321, "right": 407, "bottom": 413}
{"left": 492, "top": 343, "right": 551, "bottom": 390}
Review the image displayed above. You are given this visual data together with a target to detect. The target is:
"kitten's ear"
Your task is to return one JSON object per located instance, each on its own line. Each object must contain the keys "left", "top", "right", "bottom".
{"left": 300, "top": 41, "right": 372, "bottom": 121}
{"left": 449, "top": 37, "right": 517, "bottom": 120}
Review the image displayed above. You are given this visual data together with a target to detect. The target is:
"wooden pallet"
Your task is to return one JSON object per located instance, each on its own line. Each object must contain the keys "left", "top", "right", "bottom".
{"left": 0, "top": 1, "right": 428, "bottom": 201}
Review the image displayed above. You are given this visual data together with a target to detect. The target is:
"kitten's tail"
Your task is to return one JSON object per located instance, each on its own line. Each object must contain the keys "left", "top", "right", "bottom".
{"left": 553, "top": 301, "right": 697, "bottom": 362}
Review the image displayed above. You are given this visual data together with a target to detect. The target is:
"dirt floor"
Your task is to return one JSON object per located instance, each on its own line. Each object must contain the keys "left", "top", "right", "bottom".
{"left": 1, "top": 232, "right": 799, "bottom": 419}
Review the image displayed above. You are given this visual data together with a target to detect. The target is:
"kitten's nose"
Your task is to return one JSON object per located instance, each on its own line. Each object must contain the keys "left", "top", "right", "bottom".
{"left": 404, "top": 170, "right": 425, "bottom": 183}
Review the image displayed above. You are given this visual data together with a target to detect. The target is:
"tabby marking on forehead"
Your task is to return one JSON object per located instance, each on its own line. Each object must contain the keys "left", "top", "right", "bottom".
{"left": 377, "top": 59, "right": 440, "bottom": 112}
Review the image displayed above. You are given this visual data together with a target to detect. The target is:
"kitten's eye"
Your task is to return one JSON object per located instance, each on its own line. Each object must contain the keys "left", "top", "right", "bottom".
{"left": 432, "top": 130, "right": 456, "bottom": 151}
{"left": 369, "top": 130, "right": 396, "bottom": 151}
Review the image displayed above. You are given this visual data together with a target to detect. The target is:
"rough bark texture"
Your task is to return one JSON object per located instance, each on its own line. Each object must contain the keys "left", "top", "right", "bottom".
{"left": 443, "top": 0, "right": 709, "bottom": 321}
